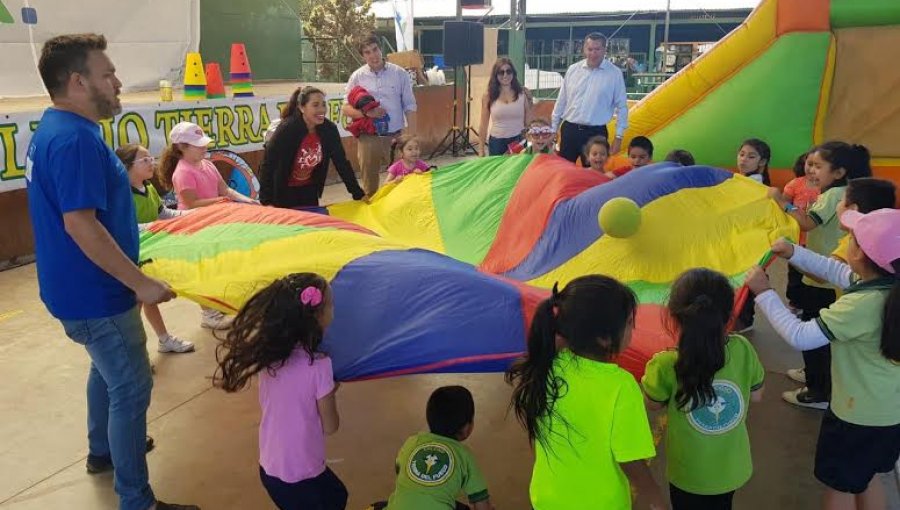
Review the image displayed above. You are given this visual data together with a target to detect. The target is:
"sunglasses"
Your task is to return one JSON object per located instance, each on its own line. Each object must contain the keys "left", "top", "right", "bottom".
{"left": 528, "top": 126, "right": 555, "bottom": 136}
{"left": 497, "top": 68, "right": 514, "bottom": 76}
{"left": 135, "top": 156, "right": 156, "bottom": 165}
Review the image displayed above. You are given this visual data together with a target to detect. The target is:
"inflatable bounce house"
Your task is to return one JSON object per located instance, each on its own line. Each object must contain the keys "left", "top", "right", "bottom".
{"left": 614, "top": 0, "right": 900, "bottom": 188}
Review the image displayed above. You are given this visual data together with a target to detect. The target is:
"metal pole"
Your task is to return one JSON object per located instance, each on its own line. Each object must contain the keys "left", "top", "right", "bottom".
{"left": 509, "top": 0, "right": 526, "bottom": 76}
{"left": 662, "top": 0, "right": 671, "bottom": 73}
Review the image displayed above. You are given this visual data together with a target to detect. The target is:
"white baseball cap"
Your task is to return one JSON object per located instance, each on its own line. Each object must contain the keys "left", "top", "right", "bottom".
{"left": 169, "top": 121, "right": 212, "bottom": 147}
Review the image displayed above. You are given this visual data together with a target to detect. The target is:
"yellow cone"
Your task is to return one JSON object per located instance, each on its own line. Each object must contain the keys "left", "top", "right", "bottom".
{"left": 183, "top": 52, "right": 207, "bottom": 87}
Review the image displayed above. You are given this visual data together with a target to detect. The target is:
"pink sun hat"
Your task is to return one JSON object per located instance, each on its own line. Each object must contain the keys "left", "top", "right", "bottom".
{"left": 169, "top": 121, "right": 212, "bottom": 147}
{"left": 840, "top": 208, "right": 900, "bottom": 274}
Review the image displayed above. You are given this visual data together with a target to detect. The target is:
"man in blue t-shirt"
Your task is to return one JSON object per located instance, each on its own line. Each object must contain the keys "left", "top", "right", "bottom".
{"left": 25, "top": 34, "right": 197, "bottom": 510}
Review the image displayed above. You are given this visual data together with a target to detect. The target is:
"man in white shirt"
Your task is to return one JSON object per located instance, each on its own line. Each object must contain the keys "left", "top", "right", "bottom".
{"left": 551, "top": 33, "right": 629, "bottom": 166}
{"left": 342, "top": 34, "right": 417, "bottom": 197}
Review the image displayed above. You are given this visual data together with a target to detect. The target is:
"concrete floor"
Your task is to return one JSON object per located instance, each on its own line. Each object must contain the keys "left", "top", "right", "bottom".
{"left": 2, "top": 170, "right": 899, "bottom": 510}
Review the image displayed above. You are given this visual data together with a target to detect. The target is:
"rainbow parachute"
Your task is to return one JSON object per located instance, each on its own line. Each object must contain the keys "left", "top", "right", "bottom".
{"left": 140, "top": 155, "right": 796, "bottom": 380}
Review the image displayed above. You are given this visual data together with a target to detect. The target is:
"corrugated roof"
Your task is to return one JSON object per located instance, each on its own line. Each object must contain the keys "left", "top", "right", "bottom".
{"left": 372, "top": 0, "right": 759, "bottom": 19}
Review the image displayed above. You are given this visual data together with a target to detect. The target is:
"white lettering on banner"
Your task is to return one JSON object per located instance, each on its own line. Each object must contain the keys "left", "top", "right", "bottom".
{"left": 0, "top": 94, "right": 351, "bottom": 193}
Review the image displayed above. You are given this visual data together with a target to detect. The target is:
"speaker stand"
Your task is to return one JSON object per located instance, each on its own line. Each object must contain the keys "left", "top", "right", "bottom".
{"left": 430, "top": 66, "right": 480, "bottom": 159}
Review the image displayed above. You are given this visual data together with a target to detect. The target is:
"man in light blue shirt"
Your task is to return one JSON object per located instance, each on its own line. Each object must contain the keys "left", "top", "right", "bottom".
{"left": 342, "top": 33, "right": 417, "bottom": 197}
{"left": 551, "top": 33, "right": 629, "bottom": 166}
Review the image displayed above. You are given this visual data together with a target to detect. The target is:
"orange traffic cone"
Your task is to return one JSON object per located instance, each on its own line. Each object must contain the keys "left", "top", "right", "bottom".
{"left": 205, "top": 62, "right": 226, "bottom": 99}
{"left": 229, "top": 43, "right": 254, "bottom": 98}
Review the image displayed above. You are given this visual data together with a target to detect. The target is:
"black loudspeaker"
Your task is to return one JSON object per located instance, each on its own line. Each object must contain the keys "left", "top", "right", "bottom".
{"left": 443, "top": 21, "right": 484, "bottom": 67}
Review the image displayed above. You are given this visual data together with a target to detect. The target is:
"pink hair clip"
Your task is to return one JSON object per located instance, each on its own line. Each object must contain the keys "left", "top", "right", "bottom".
{"left": 299, "top": 286, "right": 323, "bottom": 307}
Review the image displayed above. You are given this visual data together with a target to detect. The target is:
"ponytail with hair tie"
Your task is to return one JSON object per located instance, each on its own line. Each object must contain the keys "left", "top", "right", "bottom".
{"left": 549, "top": 282, "right": 561, "bottom": 316}
{"left": 815, "top": 140, "right": 872, "bottom": 180}
{"left": 507, "top": 275, "right": 638, "bottom": 448}
{"left": 667, "top": 269, "right": 733, "bottom": 410}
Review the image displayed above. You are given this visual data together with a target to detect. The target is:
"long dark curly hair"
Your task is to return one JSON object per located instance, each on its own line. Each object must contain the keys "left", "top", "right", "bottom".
{"left": 506, "top": 275, "right": 637, "bottom": 449}
{"left": 487, "top": 57, "right": 523, "bottom": 109}
{"left": 214, "top": 273, "right": 330, "bottom": 392}
{"left": 666, "top": 268, "right": 734, "bottom": 411}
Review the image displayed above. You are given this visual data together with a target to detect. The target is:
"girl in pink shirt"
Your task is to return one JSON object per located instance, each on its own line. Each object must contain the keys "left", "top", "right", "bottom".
{"left": 214, "top": 273, "right": 345, "bottom": 510}
{"left": 387, "top": 135, "right": 433, "bottom": 182}
{"left": 158, "top": 121, "right": 258, "bottom": 210}
{"left": 158, "top": 122, "right": 258, "bottom": 329}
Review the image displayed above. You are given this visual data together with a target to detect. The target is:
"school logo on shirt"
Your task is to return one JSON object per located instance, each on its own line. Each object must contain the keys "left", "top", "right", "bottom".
{"left": 407, "top": 443, "right": 454, "bottom": 486}
{"left": 686, "top": 379, "right": 744, "bottom": 435}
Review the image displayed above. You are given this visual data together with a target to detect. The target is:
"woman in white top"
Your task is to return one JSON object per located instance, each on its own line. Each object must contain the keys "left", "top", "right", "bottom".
{"left": 479, "top": 58, "right": 533, "bottom": 156}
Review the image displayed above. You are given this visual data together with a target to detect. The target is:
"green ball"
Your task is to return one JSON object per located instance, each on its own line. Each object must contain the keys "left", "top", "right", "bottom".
{"left": 599, "top": 197, "right": 642, "bottom": 238}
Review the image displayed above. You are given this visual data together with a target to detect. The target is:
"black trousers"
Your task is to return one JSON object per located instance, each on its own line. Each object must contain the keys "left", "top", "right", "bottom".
{"left": 260, "top": 466, "right": 348, "bottom": 510}
{"left": 558, "top": 121, "right": 608, "bottom": 166}
{"left": 737, "top": 291, "right": 756, "bottom": 328}
{"left": 670, "top": 484, "right": 735, "bottom": 510}
{"left": 797, "top": 285, "right": 837, "bottom": 399}
{"left": 785, "top": 266, "right": 805, "bottom": 306}
{"left": 372, "top": 501, "right": 469, "bottom": 510}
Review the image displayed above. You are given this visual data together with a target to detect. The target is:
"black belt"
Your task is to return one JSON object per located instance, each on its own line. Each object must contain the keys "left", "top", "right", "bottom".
{"left": 566, "top": 122, "right": 605, "bottom": 130}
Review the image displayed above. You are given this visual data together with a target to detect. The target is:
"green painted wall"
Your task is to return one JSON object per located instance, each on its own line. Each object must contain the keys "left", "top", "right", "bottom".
{"left": 200, "top": 0, "right": 302, "bottom": 81}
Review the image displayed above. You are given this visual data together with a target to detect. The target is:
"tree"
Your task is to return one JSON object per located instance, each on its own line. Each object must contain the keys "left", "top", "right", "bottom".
{"left": 300, "top": 0, "right": 376, "bottom": 81}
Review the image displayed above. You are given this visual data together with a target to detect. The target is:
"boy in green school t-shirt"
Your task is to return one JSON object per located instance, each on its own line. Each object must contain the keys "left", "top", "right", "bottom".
{"left": 379, "top": 386, "right": 492, "bottom": 510}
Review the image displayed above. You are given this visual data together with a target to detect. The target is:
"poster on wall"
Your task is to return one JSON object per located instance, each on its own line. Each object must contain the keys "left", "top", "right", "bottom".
{"left": 0, "top": 93, "right": 352, "bottom": 194}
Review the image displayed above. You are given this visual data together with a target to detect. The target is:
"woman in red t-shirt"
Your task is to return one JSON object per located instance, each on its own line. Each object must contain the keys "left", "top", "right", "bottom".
{"left": 260, "top": 86, "right": 366, "bottom": 209}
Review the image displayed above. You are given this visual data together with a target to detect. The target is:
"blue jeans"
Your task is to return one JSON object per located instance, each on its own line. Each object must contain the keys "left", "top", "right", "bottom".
{"left": 488, "top": 134, "right": 523, "bottom": 155}
{"left": 61, "top": 307, "right": 155, "bottom": 510}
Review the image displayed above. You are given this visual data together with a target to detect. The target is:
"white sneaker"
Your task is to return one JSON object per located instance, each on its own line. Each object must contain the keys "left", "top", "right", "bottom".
{"left": 735, "top": 322, "right": 754, "bottom": 334}
{"left": 158, "top": 334, "right": 195, "bottom": 353}
{"left": 782, "top": 387, "right": 829, "bottom": 410}
{"left": 786, "top": 367, "right": 806, "bottom": 384}
{"left": 200, "top": 310, "right": 233, "bottom": 330}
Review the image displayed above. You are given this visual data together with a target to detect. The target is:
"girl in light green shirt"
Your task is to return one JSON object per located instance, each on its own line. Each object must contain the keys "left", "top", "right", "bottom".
{"left": 768, "top": 141, "right": 873, "bottom": 409}
{"left": 117, "top": 144, "right": 194, "bottom": 355}
{"left": 642, "top": 268, "right": 764, "bottom": 510}
{"left": 506, "top": 275, "right": 665, "bottom": 510}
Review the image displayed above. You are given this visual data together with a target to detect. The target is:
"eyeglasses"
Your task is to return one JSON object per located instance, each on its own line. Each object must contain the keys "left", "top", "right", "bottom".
{"left": 497, "top": 69, "right": 514, "bottom": 76}
{"left": 135, "top": 156, "right": 156, "bottom": 165}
